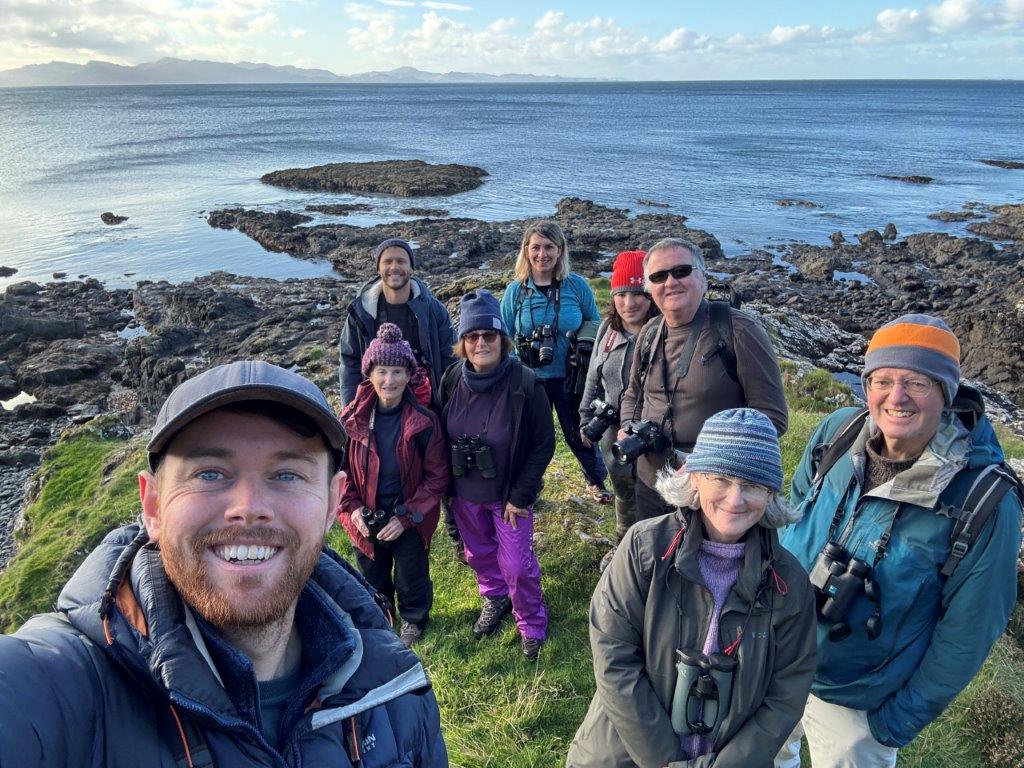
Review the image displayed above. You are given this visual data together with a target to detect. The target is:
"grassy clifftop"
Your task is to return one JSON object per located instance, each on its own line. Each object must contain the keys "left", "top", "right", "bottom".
{"left": 1, "top": 368, "right": 1021, "bottom": 767}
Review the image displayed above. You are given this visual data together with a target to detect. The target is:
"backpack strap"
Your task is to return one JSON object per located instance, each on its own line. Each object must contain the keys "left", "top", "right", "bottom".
{"left": 810, "top": 408, "right": 869, "bottom": 484}
{"left": 629, "top": 318, "right": 664, "bottom": 423}
{"left": 939, "top": 463, "right": 1022, "bottom": 577}
{"left": 705, "top": 300, "right": 739, "bottom": 383}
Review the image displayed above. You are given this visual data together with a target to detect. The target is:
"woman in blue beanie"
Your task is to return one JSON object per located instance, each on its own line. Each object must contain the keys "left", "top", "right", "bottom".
{"left": 500, "top": 221, "right": 609, "bottom": 502}
{"left": 568, "top": 408, "right": 817, "bottom": 768}
{"left": 437, "top": 289, "right": 556, "bottom": 661}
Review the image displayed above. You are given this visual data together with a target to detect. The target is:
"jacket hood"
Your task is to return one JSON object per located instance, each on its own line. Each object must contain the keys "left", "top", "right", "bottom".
{"left": 56, "top": 524, "right": 427, "bottom": 723}
{"left": 356, "top": 276, "right": 430, "bottom": 319}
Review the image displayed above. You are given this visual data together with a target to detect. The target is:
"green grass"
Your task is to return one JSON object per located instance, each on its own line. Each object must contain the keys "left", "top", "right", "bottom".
{"left": 0, "top": 419, "right": 145, "bottom": 632}
{"left": 1, "top": 369, "right": 1023, "bottom": 767}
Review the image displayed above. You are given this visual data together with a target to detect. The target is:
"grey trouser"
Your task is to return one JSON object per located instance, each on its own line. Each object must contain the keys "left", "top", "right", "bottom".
{"left": 775, "top": 694, "right": 898, "bottom": 768}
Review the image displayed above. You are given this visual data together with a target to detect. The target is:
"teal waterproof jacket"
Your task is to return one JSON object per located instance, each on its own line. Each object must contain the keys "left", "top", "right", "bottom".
{"left": 500, "top": 273, "right": 600, "bottom": 380}
{"left": 779, "top": 398, "right": 1022, "bottom": 747}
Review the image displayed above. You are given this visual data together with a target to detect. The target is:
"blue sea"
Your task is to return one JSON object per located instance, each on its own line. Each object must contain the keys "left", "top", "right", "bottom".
{"left": 1, "top": 80, "right": 1022, "bottom": 289}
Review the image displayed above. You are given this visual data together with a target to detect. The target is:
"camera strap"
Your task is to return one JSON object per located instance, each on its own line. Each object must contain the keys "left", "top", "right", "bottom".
{"left": 657, "top": 302, "right": 710, "bottom": 448}
{"left": 515, "top": 279, "right": 561, "bottom": 340}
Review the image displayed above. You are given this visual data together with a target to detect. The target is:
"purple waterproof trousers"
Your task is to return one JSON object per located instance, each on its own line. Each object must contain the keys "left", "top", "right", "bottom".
{"left": 451, "top": 496, "right": 548, "bottom": 640}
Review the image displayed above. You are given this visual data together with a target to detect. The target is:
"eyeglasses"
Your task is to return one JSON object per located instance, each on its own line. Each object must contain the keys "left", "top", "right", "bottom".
{"left": 865, "top": 376, "right": 935, "bottom": 396}
{"left": 701, "top": 474, "right": 772, "bottom": 503}
{"left": 647, "top": 264, "right": 696, "bottom": 284}
{"left": 464, "top": 330, "right": 500, "bottom": 344}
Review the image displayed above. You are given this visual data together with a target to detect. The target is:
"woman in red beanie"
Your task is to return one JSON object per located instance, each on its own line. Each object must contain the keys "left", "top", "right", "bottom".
{"left": 578, "top": 250, "right": 658, "bottom": 570}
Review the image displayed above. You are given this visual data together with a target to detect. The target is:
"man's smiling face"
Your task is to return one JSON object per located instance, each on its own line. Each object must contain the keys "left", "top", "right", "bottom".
{"left": 140, "top": 408, "right": 340, "bottom": 629}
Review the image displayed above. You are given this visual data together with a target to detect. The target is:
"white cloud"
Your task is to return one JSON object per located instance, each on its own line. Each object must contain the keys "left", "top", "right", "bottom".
{"left": 421, "top": 2, "right": 472, "bottom": 11}
{"left": 376, "top": 0, "right": 416, "bottom": 6}
{"left": 876, "top": 8, "right": 922, "bottom": 33}
{"left": 290, "top": 28, "right": 306, "bottom": 38}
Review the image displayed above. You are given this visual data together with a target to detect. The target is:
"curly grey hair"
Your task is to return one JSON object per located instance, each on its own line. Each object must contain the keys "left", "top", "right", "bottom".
{"left": 654, "top": 466, "right": 802, "bottom": 529}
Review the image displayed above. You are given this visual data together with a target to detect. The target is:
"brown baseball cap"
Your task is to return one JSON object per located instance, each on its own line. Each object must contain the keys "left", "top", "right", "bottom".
{"left": 147, "top": 360, "right": 346, "bottom": 471}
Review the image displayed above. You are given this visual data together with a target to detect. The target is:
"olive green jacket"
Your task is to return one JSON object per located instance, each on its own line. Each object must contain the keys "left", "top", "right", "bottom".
{"left": 567, "top": 509, "right": 817, "bottom": 768}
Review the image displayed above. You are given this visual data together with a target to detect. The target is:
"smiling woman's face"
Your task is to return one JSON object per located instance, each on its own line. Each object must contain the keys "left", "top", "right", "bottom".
{"left": 526, "top": 233, "right": 560, "bottom": 280}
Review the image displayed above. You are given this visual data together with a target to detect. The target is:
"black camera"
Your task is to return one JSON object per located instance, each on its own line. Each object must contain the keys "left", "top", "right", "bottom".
{"left": 582, "top": 399, "right": 619, "bottom": 443}
{"left": 451, "top": 434, "right": 497, "bottom": 479}
{"left": 360, "top": 506, "right": 393, "bottom": 543}
{"left": 612, "top": 419, "right": 667, "bottom": 465}
{"left": 515, "top": 325, "right": 556, "bottom": 368}
{"left": 809, "top": 542, "right": 882, "bottom": 641}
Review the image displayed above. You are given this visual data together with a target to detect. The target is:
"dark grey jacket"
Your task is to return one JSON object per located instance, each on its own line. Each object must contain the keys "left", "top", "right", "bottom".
{"left": 567, "top": 510, "right": 816, "bottom": 768}
{"left": 339, "top": 276, "right": 457, "bottom": 407}
{"left": 579, "top": 319, "right": 638, "bottom": 480}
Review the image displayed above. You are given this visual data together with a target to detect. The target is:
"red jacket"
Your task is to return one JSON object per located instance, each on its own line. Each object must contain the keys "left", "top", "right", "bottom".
{"left": 338, "top": 378, "right": 449, "bottom": 559}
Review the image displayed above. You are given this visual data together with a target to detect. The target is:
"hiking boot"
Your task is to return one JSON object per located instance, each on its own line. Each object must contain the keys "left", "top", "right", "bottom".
{"left": 598, "top": 546, "right": 617, "bottom": 574}
{"left": 399, "top": 621, "right": 423, "bottom": 648}
{"left": 473, "top": 596, "right": 511, "bottom": 638}
{"left": 522, "top": 636, "right": 545, "bottom": 662}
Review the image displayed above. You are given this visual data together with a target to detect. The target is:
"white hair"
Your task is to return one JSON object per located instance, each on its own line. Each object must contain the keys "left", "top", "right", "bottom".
{"left": 654, "top": 467, "right": 802, "bottom": 529}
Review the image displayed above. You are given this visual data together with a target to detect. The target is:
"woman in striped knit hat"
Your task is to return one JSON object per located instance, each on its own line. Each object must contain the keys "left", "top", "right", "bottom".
{"left": 568, "top": 408, "right": 817, "bottom": 768}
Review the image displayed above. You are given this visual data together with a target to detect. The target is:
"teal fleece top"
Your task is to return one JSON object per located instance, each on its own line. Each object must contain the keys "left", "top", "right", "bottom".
{"left": 500, "top": 273, "right": 600, "bottom": 380}
{"left": 779, "top": 404, "right": 1022, "bottom": 748}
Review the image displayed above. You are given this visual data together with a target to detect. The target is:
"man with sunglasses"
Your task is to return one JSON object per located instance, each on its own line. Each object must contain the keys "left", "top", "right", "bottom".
{"left": 776, "top": 314, "right": 1022, "bottom": 768}
{"left": 618, "top": 237, "right": 788, "bottom": 522}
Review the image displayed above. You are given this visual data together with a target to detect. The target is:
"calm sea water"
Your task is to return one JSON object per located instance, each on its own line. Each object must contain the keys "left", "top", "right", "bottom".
{"left": 0, "top": 80, "right": 1022, "bottom": 289}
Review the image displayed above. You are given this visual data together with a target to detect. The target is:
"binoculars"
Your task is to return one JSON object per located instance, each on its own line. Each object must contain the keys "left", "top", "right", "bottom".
{"left": 809, "top": 541, "right": 883, "bottom": 641}
{"left": 360, "top": 506, "right": 393, "bottom": 543}
{"left": 582, "top": 399, "right": 619, "bottom": 443}
{"left": 612, "top": 419, "right": 667, "bottom": 465}
{"left": 451, "top": 434, "right": 497, "bottom": 479}
{"left": 671, "top": 649, "right": 738, "bottom": 741}
{"left": 515, "top": 325, "right": 556, "bottom": 368}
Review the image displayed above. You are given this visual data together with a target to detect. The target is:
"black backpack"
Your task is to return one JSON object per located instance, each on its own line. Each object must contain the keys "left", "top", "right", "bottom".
{"left": 807, "top": 387, "right": 1023, "bottom": 578}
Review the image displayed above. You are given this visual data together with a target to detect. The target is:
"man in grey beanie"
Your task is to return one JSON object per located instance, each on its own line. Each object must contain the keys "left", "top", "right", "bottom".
{"left": 776, "top": 314, "right": 1022, "bottom": 767}
{"left": 339, "top": 238, "right": 457, "bottom": 407}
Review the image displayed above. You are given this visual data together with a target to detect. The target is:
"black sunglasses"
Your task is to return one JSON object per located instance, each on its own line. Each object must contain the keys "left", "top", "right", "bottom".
{"left": 647, "top": 264, "right": 696, "bottom": 284}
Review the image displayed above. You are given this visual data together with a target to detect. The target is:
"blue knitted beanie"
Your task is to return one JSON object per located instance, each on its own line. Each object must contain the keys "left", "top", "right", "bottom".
{"left": 458, "top": 289, "right": 506, "bottom": 337}
{"left": 684, "top": 408, "right": 783, "bottom": 491}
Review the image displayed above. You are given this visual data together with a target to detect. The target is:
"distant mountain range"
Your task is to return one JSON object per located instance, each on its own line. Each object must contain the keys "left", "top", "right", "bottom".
{"left": 0, "top": 58, "right": 597, "bottom": 87}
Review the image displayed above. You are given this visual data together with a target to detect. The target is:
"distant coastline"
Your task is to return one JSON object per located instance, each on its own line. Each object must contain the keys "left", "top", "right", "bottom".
{"left": 3, "top": 58, "right": 1023, "bottom": 88}
{"left": 0, "top": 58, "right": 604, "bottom": 88}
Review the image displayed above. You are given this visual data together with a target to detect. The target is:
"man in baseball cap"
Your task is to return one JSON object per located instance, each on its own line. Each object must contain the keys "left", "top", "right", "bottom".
{"left": 0, "top": 361, "right": 447, "bottom": 767}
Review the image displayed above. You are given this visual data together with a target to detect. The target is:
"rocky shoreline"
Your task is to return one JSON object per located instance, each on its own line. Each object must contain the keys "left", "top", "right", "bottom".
{"left": 2, "top": 195, "right": 1024, "bottom": 569}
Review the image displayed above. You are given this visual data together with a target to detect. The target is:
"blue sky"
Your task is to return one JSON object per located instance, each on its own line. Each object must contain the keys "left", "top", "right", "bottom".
{"left": 2, "top": 1, "right": 1023, "bottom": 78}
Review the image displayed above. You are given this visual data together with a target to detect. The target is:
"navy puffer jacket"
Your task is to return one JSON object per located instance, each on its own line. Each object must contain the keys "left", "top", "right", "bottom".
{"left": 0, "top": 524, "right": 447, "bottom": 767}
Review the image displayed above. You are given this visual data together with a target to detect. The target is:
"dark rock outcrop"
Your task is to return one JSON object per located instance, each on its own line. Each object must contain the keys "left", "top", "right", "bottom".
{"left": 100, "top": 212, "right": 128, "bottom": 225}
{"left": 261, "top": 160, "right": 488, "bottom": 197}
{"left": 400, "top": 207, "right": 449, "bottom": 217}
{"left": 929, "top": 210, "right": 982, "bottom": 222}
{"left": 979, "top": 159, "right": 1024, "bottom": 170}
{"left": 305, "top": 204, "right": 373, "bottom": 215}
{"left": 777, "top": 199, "right": 821, "bottom": 208}
{"left": 0, "top": 267, "right": 16, "bottom": 278}
{"left": 206, "top": 197, "right": 723, "bottom": 281}
{"left": 877, "top": 175, "right": 934, "bottom": 184}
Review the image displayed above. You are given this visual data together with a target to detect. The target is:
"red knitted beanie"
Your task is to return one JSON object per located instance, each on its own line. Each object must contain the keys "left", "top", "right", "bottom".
{"left": 611, "top": 250, "right": 647, "bottom": 294}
